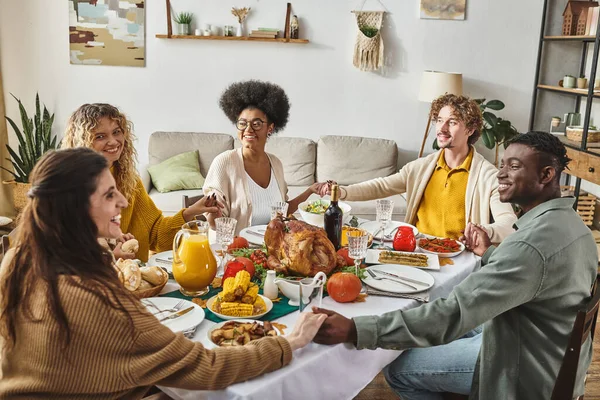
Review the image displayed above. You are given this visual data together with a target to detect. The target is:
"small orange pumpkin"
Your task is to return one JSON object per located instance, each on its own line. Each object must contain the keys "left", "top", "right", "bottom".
{"left": 327, "top": 272, "right": 362, "bottom": 303}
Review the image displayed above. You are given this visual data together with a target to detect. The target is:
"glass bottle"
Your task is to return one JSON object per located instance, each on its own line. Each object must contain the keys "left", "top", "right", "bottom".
{"left": 290, "top": 15, "right": 299, "bottom": 39}
{"left": 324, "top": 184, "right": 343, "bottom": 250}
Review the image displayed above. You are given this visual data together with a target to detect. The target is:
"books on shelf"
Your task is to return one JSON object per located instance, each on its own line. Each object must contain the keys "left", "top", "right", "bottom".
{"left": 249, "top": 28, "right": 280, "bottom": 39}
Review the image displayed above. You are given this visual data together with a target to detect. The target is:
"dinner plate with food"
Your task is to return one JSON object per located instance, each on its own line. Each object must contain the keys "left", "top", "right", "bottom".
{"left": 207, "top": 320, "right": 282, "bottom": 348}
{"left": 417, "top": 237, "right": 465, "bottom": 258}
{"left": 206, "top": 270, "right": 273, "bottom": 320}
{"left": 142, "top": 297, "right": 205, "bottom": 333}
{"left": 359, "top": 221, "right": 418, "bottom": 242}
{"left": 362, "top": 264, "right": 435, "bottom": 294}
{"left": 239, "top": 224, "right": 269, "bottom": 246}
{"left": 364, "top": 249, "right": 440, "bottom": 270}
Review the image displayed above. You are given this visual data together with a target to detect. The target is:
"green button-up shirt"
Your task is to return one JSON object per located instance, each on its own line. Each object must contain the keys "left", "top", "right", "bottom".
{"left": 354, "top": 197, "right": 597, "bottom": 399}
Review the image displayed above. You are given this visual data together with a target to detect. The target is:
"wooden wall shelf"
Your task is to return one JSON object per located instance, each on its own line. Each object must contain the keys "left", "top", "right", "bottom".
{"left": 537, "top": 84, "right": 600, "bottom": 98}
{"left": 544, "top": 35, "right": 597, "bottom": 41}
{"left": 155, "top": 34, "right": 309, "bottom": 44}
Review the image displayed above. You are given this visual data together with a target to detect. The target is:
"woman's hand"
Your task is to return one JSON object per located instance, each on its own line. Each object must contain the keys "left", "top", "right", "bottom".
{"left": 460, "top": 222, "right": 491, "bottom": 257}
{"left": 285, "top": 312, "right": 328, "bottom": 351}
{"left": 309, "top": 182, "right": 328, "bottom": 197}
{"left": 113, "top": 242, "right": 136, "bottom": 260}
{"left": 118, "top": 233, "right": 135, "bottom": 243}
{"left": 318, "top": 180, "right": 337, "bottom": 197}
{"left": 183, "top": 193, "right": 224, "bottom": 222}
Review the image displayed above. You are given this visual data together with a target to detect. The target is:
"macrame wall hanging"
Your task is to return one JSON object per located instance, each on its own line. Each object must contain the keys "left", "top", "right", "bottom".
{"left": 352, "top": 0, "right": 387, "bottom": 72}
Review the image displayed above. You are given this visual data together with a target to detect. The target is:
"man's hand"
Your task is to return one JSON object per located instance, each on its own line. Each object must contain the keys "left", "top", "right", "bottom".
{"left": 460, "top": 222, "right": 491, "bottom": 256}
{"left": 183, "top": 193, "right": 224, "bottom": 222}
{"left": 312, "top": 307, "right": 358, "bottom": 345}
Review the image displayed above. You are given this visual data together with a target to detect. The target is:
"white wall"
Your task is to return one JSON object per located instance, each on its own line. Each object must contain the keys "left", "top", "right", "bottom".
{"left": 0, "top": 0, "right": 543, "bottom": 168}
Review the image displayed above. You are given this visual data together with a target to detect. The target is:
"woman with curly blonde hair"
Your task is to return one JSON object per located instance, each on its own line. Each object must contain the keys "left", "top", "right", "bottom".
{"left": 61, "top": 104, "right": 221, "bottom": 261}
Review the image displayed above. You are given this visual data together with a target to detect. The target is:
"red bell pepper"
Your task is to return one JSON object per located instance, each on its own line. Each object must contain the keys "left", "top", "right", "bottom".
{"left": 393, "top": 227, "right": 416, "bottom": 252}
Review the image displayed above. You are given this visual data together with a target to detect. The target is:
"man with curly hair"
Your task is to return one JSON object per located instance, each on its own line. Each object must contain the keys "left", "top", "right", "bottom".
{"left": 203, "top": 80, "right": 327, "bottom": 234}
{"left": 326, "top": 93, "right": 516, "bottom": 242}
{"left": 314, "top": 132, "right": 597, "bottom": 400}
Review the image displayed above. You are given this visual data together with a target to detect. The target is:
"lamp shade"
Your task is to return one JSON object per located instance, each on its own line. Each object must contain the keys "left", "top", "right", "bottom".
{"left": 418, "top": 71, "right": 463, "bottom": 103}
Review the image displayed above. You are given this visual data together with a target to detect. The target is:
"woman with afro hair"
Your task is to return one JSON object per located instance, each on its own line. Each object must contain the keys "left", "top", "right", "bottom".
{"left": 203, "top": 80, "right": 327, "bottom": 234}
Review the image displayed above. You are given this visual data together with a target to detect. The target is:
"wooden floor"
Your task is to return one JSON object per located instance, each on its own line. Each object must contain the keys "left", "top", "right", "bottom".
{"left": 353, "top": 322, "right": 600, "bottom": 400}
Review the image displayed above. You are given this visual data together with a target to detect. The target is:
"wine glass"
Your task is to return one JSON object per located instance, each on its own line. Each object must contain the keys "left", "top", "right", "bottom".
{"left": 270, "top": 201, "right": 289, "bottom": 219}
{"left": 376, "top": 199, "right": 394, "bottom": 241}
{"left": 215, "top": 217, "right": 237, "bottom": 276}
{"left": 347, "top": 229, "right": 370, "bottom": 275}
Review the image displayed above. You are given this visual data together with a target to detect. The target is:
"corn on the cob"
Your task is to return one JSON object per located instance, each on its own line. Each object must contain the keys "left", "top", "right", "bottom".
{"left": 241, "top": 283, "right": 259, "bottom": 304}
{"left": 253, "top": 296, "right": 266, "bottom": 314}
{"left": 221, "top": 277, "right": 237, "bottom": 302}
{"left": 219, "top": 302, "right": 254, "bottom": 317}
{"left": 233, "top": 270, "right": 251, "bottom": 298}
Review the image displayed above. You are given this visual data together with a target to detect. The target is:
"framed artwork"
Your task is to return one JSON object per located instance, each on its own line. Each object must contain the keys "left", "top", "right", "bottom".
{"left": 69, "top": 0, "right": 145, "bottom": 67}
{"left": 420, "top": 0, "right": 466, "bottom": 20}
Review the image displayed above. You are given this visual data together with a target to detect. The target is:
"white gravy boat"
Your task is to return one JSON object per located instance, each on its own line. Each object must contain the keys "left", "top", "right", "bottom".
{"left": 274, "top": 271, "right": 327, "bottom": 306}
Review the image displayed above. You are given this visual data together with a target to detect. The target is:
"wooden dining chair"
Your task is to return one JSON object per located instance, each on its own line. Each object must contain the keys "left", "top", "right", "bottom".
{"left": 182, "top": 194, "right": 203, "bottom": 209}
{"left": 551, "top": 275, "right": 600, "bottom": 400}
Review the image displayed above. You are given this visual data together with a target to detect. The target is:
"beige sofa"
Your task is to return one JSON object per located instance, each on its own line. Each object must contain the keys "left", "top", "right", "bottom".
{"left": 140, "top": 132, "right": 408, "bottom": 221}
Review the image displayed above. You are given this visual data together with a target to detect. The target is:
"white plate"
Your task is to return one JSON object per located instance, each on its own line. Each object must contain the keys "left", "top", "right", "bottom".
{"left": 364, "top": 249, "right": 441, "bottom": 270}
{"left": 206, "top": 294, "right": 273, "bottom": 321}
{"left": 360, "top": 221, "right": 418, "bottom": 242}
{"left": 148, "top": 244, "right": 220, "bottom": 272}
{"left": 206, "top": 319, "right": 282, "bottom": 349}
{"left": 142, "top": 297, "right": 205, "bottom": 333}
{"left": 239, "top": 224, "right": 269, "bottom": 246}
{"left": 362, "top": 264, "right": 435, "bottom": 294}
{"left": 417, "top": 238, "right": 465, "bottom": 258}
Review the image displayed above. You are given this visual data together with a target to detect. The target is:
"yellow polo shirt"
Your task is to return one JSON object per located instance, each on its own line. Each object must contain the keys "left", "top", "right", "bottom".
{"left": 415, "top": 149, "right": 473, "bottom": 239}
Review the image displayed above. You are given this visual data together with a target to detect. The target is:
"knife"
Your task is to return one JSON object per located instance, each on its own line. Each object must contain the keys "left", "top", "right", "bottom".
{"left": 371, "top": 269, "right": 429, "bottom": 286}
{"left": 365, "top": 287, "right": 429, "bottom": 303}
{"left": 158, "top": 306, "right": 194, "bottom": 322}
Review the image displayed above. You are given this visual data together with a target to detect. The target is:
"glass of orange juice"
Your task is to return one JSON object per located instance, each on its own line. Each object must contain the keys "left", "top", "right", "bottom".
{"left": 172, "top": 220, "right": 217, "bottom": 297}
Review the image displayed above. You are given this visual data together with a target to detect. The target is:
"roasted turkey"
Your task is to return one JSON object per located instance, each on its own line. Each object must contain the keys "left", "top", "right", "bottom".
{"left": 264, "top": 216, "right": 345, "bottom": 276}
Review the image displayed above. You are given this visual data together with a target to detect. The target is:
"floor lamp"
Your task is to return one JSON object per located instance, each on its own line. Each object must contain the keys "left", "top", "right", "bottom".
{"left": 417, "top": 71, "right": 463, "bottom": 157}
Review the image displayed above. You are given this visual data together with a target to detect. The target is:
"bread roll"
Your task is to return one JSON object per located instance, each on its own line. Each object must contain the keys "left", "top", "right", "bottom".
{"left": 138, "top": 279, "right": 154, "bottom": 290}
{"left": 116, "top": 259, "right": 141, "bottom": 291}
{"left": 140, "top": 266, "right": 165, "bottom": 286}
{"left": 121, "top": 239, "right": 139, "bottom": 254}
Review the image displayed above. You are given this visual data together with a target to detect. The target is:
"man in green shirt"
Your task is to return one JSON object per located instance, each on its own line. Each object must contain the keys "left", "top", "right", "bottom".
{"left": 313, "top": 131, "right": 597, "bottom": 399}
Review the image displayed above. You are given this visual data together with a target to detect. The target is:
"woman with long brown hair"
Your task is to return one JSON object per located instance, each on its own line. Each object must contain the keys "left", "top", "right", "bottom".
{"left": 0, "top": 148, "right": 325, "bottom": 398}
{"left": 61, "top": 103, "right": 221, "bottom": 261}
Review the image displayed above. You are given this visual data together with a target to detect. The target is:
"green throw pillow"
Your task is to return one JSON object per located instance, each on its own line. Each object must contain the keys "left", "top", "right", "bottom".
{"left": 148, "top": 150, "right": 205, "bottom": 193}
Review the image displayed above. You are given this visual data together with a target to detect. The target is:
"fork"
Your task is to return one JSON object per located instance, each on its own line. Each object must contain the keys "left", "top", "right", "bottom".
{"left": 150, "top": 299, "right": 185, "bottom": 316}
{"left": 366, "top": 269, "right": 418, "bottom": 290}
{"left": 183, "top": 323, "right": 200, "bottom": 339}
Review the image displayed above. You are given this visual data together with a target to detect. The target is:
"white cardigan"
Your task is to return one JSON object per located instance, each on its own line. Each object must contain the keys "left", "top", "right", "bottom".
{"left": 343, "top": 147, "right": 517, "bottom": 243}
{"left": 202, "top": 149, "right": 288, "bottom": 235}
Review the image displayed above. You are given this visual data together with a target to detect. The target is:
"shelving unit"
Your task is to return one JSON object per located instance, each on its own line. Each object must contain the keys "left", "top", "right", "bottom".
{"left": 530, "top": 0, "right": 600, "bottom": 215}
{"left": 155, "top": 34, "right": 309, "bottom": 44}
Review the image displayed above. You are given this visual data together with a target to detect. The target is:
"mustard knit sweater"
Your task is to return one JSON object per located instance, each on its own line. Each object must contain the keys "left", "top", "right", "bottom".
{"left": 120, "top": 176, "right": 186, "bottom": 261}
{"left": 0, "top": 251, "right": 293, "bottom": 399}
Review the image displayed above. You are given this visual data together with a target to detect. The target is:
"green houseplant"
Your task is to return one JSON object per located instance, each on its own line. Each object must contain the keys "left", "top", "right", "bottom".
{"left": 434, "top": 98, "right": 519, "bottom": 165}
{"left": 1, "top": 93, "right": 57, "bottom": 210}
{"left": 174, "top": 12, "right": 193, "bottom": 35}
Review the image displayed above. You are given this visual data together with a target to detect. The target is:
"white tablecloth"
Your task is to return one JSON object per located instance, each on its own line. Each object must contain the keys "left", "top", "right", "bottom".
{"left": 160, "top": 251, "right": 479, "bottom": 400}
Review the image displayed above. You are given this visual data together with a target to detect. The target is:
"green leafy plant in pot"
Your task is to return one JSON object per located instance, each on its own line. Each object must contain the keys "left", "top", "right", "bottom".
{"left": 433, "top": 98, "right": 519, "bottom": 165}
{"left": 1, "top": 93, "right": 57, "bottom": 211}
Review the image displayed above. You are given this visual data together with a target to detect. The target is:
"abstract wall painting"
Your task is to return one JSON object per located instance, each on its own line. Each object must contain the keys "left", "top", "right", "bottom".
{"left": 420, "top": 0, "right": 466, "bottom": 20}
{"left": 69, "top": 0, "right": 145, "bottom": 67}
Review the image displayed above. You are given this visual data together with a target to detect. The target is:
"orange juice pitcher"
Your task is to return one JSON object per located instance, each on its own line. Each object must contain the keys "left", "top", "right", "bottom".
{"left": 172, "top": 220, "right": 217, "bottom": 297}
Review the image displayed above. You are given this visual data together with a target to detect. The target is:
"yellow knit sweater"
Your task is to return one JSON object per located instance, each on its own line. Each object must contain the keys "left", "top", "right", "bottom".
{"left": 120, "top": 177, "right": 186, "bottom": 261}
{"left": 0, "top": 251, "right": 293, "bottom": 399}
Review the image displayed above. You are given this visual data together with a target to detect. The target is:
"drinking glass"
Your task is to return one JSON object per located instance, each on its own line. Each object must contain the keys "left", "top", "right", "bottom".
{"left": 271, "top": 201, "right": 289, "bottom": 219}
{"left": 376, "top": 199, "right": 394, "bottom": 240}
{"left": 215, "top": 217, "right": 237, "bottom": 276}
{"left": 299, "top": 278, "right": 324, "bottom": 312}
{"left": 347, "top": 229, "right": 370, "bottom": 275}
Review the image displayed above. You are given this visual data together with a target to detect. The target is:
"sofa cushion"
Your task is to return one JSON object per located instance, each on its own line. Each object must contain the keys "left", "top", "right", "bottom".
{"left": 149, "top": 188, "right": 204, "bottom": 216}
{"left": 149, "top": 132, "right": 234, "bottom": 177}
{"left": 148, "top": 150, "right": 205, "bottom": 193}
{"left": 233, "top": 137, "right": 317, "bottom": 186}
{"left": 316, "top": 135, "right": 398, "bottom": 185}
{"left": 286, "top": 187, "right": 407, "bottom": 221}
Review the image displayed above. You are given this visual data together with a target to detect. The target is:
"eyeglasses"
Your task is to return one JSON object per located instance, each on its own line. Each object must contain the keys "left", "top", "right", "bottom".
{"left": 236, "top": 118, "right": 266, "bottom": 131}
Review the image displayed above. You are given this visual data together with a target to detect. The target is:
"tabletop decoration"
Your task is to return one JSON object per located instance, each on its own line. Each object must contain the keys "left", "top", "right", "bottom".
{"left": 231, "top": 7, "right": 251, "bottom": 37}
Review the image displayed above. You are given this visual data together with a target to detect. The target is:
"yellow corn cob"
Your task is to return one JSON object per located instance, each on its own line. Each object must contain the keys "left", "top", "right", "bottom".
{"left": 219, "top": 302, "right": 254, "bottom": 317}
{"left": 233, "top": 270, "right": 251, "bottom": 299}
{"left": 221, "top": 277, "right": 237, "bottom": 302}
{"left": 253, "top": 296, "right": 266, "bottom": 314}
{"left": 241, "top": 283, "right": 259, "bottom": 304}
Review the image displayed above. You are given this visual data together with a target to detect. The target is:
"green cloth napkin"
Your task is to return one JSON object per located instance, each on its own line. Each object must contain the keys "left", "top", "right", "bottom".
{"left": 161, "top": 287, "right": 298, "bottom": 323}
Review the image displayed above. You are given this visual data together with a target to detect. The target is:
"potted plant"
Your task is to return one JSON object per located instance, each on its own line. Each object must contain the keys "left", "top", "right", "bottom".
{"left": 359, "top": 26, "right": 379, "bottom": 38}
{"left": 433, "top": 98, "right": 519, "bottom": 165}
{"left": 174, "top": 12, "right": 193, "bottom": 35}
{"left": 1, "top": 94, "right": 57, "bottom": 211}
{"left": 577, "top": 74, "right": 588, "bottom": 89}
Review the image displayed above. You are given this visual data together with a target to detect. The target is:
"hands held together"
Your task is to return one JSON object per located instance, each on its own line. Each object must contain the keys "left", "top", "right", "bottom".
{"left": 184, "top": 193, "right": 225, "bottom": 222}
{"left": 459, "top": 222, "right": 492, "bottom": 257}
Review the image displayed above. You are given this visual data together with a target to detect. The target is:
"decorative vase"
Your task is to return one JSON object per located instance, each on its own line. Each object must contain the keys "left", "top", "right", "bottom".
{"left": 236, "top": 22, "right": 243, "bottom": 37}
{"left": 2, "top": 180, "right": 31, "bottom": 213}
{"left": 577, "top": 77, "right": 588, "bottom": 89}
{"left": 563, "top": 75, "right": 576, "bottom": 88}
{"left": 177, "top": 23, "right": 190, "bottom": 35}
